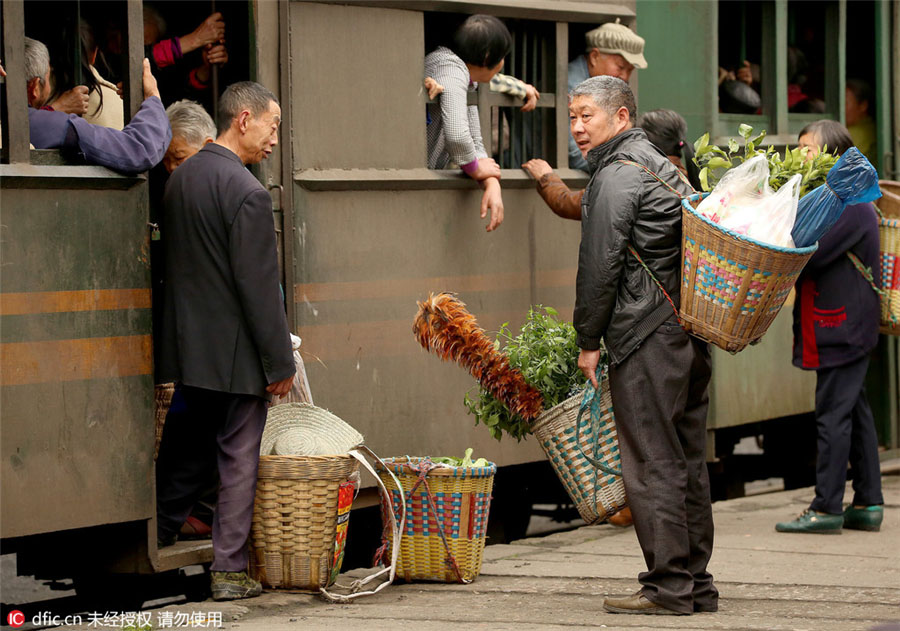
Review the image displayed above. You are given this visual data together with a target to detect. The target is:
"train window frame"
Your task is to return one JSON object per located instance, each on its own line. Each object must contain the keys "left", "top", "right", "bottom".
{"left": 295, "top": 2, "right": 635, "bottom": 192}
{"left": 0, "top": 0, "right": 145, "bottom": 175}
{"left": 712, "top": 0, "right": 845, "bottom": 148}
{"left": 423, "top": 12, "right": 558, "bottom": 174}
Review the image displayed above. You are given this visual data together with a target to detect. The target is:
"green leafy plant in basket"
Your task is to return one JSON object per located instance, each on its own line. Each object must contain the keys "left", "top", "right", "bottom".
{"left": 693, "top": 123, "right": 839, "bottom": 198}
{"left": 463, "top": 306, "right": 604, "bottom": 441}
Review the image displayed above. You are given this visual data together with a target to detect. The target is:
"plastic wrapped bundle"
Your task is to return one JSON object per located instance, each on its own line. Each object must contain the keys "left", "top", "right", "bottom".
{"left": 792, "top": 147, "right": 882, "bottom": 247}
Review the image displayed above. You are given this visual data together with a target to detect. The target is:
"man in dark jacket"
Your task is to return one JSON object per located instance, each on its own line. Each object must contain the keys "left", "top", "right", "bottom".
{"left": 572, "top": 76, "right": 715, "bottom": 616}
{"left": 155, "top": 81, "right": 294, "bottom": 601}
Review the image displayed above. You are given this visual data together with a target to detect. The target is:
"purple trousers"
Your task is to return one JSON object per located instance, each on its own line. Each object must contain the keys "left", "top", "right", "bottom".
{"left": 156, "top": 385, "right": 267, "bottom": 571}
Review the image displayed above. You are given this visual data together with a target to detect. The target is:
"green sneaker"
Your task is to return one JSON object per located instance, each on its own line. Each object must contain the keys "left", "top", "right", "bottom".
{"left": 775, "top": 509, "right": 843, "bottom": 534}
{"left": 210, "top": 571, "right": 263, "bottom": 601}
{"left": 843, "top": 505, "right": 883, "bottom": 532}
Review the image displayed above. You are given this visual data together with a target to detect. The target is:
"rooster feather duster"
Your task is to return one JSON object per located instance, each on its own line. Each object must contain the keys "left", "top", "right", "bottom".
{"left": 413, "top": 292, "right": 544, "bottom": 421}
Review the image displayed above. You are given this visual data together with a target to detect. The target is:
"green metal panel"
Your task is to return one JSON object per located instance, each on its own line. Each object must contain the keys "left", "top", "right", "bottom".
{"left": 635, "top": 1, "right": 717, "bottom": 143}
{"left": 874, "top": 0, "right": 894, "bottom": 177}
{"left": 0, "top": 176, "right": 155, "bottom": 540}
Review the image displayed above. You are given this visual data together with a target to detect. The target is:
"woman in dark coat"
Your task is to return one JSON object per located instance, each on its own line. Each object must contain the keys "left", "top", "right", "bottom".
{"left": 776, "top": 120, "right": 884, "bottom": 534}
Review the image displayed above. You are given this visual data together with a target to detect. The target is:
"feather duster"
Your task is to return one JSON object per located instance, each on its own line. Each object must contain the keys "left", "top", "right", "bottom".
{"left": 413, "top": 292, "right": 545, "bottom": 421}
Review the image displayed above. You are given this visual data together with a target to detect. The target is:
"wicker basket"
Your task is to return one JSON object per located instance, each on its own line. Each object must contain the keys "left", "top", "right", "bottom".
{"left": 679, "top": 195, "right": 818, "bottom": 352}
{"left": 250, "top": 454, "right": 359, "bottom": 590}
{"left": 374, "top": 457, "right": 495, "bottom": 583}
{"left": 531, "top": 383, "right": 626, "bottom": 525}
{"left": 876, "top": 182, "right": 900, "bottom": 335}
{"left": 153, "top": 383, "right": 175, "bottom": 460}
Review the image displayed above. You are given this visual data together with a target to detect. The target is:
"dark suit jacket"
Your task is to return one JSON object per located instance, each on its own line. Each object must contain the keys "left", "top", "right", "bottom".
{"left": 158, "top": 143, "right": 294, "bottom": 398}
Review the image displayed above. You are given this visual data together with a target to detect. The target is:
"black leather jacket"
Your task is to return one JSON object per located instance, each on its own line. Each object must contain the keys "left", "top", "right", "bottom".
{"left": 574, "top": 127, "right": 694, "bottom": 364}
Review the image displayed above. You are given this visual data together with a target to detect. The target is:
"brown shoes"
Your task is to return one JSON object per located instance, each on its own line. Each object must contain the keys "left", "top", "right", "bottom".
{"left": 603, "top": 591, "right": 689, "bottom": 615}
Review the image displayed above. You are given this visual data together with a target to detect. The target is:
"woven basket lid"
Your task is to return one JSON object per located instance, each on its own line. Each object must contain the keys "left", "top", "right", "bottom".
{"left": 260, "top": 403, "right": 364, "bottom": 456}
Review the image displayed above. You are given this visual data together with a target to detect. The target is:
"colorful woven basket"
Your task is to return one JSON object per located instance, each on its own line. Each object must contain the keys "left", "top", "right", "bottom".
{"left": 876, "top": 182, "right": 900, "bottom": 335}
{"left": 250, "top": 454, "right": 358, "bottom": 590}
{"left": 374, "top": 457, "right": 495, "bottom": 583}
{"left": 531, "top": 372, "right": 626, "bottom": 525}
{"left": 679, "top": 194, "right": 818, "bottom": 352}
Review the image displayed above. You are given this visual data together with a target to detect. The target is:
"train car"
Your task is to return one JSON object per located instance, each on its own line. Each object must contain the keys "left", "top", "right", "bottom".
{"left": 1, "top": 0, "right": 897, "bottom": 591}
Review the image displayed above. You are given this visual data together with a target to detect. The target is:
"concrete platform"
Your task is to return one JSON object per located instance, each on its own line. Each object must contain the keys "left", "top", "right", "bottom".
{"left": 55, "top": 474, "right": 900, "bottom": 631}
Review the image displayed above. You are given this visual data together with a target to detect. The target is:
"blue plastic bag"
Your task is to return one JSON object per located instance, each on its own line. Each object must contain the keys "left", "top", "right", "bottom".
{"left": 791, "top": 147, "right": 882, "bottom": 248}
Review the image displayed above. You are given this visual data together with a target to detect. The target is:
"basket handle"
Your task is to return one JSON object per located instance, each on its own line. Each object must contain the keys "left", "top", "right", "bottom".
{"left": 319, "top": 444, "right": 406, "bottom": 602}
{"left": 574, "top": 365, "right": 623, "bottom": 478}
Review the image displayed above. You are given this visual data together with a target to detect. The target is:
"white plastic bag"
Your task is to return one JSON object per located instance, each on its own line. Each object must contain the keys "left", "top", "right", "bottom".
{"left": 273, "top": 334, "right": 314, "bottom": 405}
{"left": 697, "top": 155, "right": 801, "bottom": 248}
{"left": 721, "top": 174, "right": 801, "bottom": 248}
{"left": 697, "top": 155, "right": 770, "bottom": 224}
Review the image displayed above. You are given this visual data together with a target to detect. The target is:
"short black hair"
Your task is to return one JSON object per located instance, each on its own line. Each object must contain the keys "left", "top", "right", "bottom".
{"left": 798, "top": 119, "right": 855, "bottom": 156}
{"left": 451, "top": 15, "right": 511, "bottom": 69}
{"left": 638, "top": 109, "right": 687, "bottom": 156}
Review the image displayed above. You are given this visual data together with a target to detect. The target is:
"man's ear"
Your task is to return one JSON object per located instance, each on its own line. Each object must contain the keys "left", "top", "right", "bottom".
{"left": 26, "top": 77, "right": 41, "bottom": 106}
{"left": 237, "top": 109, "right": 252, "bottom": 132}
{"left": 617, "top": 106, "right": 631, "bottom": 127}
{"left": 203, "top": 137, "right": 214, "bottom": 145}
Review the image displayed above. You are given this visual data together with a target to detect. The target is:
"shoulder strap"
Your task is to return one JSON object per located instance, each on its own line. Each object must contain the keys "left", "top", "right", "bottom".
{"left": 846, "top": 251, "right": 898, "bottom": 326}
{"left": 614, "top": 159, "right": 694, "bottom": 199}
{"left": 612, "top": 161, "right": 684, "bottom": 326}
{"left": 319, "top": 445, "right": 406, "bottom": 602}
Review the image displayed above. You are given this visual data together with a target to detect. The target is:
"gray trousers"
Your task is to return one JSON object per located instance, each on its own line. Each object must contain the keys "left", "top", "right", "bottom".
{"left": 608, "top": 321, "right": 716, "bottom": 614}
{"left": 156, "top": 385, "right": 268, "bottom": 571}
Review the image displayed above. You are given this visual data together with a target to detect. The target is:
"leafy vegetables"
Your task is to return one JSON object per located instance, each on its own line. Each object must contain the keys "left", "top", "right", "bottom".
{"left": 693, "top": 123, "right": 839, "bottom": 198}
{"left": 431, "top": 448, "right": 490, "bottom": 468}
{"left": 464, "top": 306, "right": 592, "bottom": 441}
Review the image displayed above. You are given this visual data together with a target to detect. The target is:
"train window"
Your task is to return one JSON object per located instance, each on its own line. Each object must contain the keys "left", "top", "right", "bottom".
{"left": 491, "top": 19, "right": 555, "bottom": 168}
{"left": 423, "top": 13, "right": 557, "bottom": 172}
{"left": 787, "top": 1, "right": 827, "bottom": 115}
{"left": 717, "top": 1, "right": 764, "bottom": 116}
{"left": 2, "top": 0, "right": 250, "bottom": 168}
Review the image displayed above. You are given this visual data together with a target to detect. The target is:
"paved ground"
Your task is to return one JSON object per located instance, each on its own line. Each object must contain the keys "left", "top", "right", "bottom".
{"left": 41, "top": 471, "right": 899, "bottom": 631}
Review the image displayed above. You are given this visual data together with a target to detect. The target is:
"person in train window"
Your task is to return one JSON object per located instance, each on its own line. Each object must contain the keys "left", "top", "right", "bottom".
{"left": 425, "top": 14, "right": 510, "bottom": 232}
{"left": 775, "top": 120, "right": 884, "bottom": 535}
{"left": 24, "top": 37, "right": 171, "bottom": 174}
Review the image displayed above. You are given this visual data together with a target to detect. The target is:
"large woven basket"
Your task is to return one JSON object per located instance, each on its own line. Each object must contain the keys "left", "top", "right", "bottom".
{"left": 531, "top": 380, "right": 626, "bottom": 525}
{"left": 680, "top": 194, "right": 818, "bottom": 352}
{"left": 375, "top": 457, "right": 495, "bottom": 583}
{"left": 250, "top": 454, "right": 359, "bottom": 590}
{"left": 876, "top": 182, "right": 900, "bottom": 335}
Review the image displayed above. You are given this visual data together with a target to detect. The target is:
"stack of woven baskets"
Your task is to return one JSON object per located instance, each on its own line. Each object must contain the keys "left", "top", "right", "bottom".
{"left": 250, "top": 403, "right": 362, "bottom": 591}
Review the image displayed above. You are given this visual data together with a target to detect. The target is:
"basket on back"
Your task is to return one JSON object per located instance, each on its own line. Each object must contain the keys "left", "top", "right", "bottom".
{"left": 876, "top": 181, "right": 900, "bottom": 335}
{"left": 679, "top": 195, "right": 818, "bottom": 352}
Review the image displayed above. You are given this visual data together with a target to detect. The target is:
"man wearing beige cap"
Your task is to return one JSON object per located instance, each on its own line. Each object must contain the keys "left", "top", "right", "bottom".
{"left": 567, "top": 20, "right": 647, "bottom": 169}
{"left": 521, "top": 20, "right": 648, "bottom": 216}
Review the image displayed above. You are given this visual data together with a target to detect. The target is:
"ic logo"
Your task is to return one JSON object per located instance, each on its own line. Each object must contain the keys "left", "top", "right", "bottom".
{"left": 7, "top": 610, "right": 25, "bottom": 628}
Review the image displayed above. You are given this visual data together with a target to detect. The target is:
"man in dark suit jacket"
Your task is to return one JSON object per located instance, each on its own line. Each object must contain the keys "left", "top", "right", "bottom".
{"left": 155, "top": 81, "right": 294, "bottom": 601}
